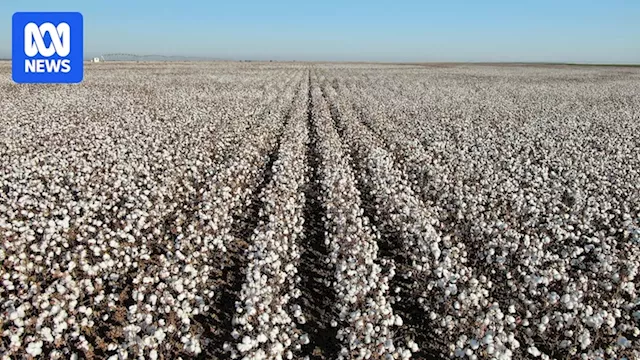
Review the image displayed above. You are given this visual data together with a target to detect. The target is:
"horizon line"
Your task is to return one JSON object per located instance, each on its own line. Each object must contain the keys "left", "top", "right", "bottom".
{"left": 1, "top": 58, "right": 639, "bottom": 67}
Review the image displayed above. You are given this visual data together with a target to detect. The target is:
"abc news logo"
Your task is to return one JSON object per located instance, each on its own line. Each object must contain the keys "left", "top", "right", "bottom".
{"left": 24, "top": 22, "right": 72, "bottom": 73}
{"left": 12, "top": 12, "right": 83, "bottom": 84}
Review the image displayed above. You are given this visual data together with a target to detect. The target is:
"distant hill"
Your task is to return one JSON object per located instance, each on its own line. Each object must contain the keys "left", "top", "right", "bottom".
{"left": 95, "top": 54, "right": 229, "bottom": 62}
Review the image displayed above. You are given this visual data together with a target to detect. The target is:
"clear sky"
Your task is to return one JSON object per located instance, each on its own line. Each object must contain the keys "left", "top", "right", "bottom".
{"left": 1, "top": 0, "right": 639, "bottom": 63}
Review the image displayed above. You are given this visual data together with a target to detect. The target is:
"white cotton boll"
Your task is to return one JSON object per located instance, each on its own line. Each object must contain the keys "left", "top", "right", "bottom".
{"left": 394, "top": 315, "right": 403, "bottom": 326}
{"left": 257, "top": 333, "right": 268, "bottom": 343}
{"left": 26, "top": 341, "right": 43, "bottom": 356}
{"left": 384, "top": 339, "right": 394, "bottom": 350}
{"left": 408, "top": 340, "right": 419, "bottom": 352}
{"left": 271, "top": 342, "right": 284, "bottom": 354}
{"left": 174, "top": 282, "right": 184, "bottom": 293}
{"left": 541, "top": 315, "right": 549, "bottom": 325}
{"left": 154, "top": 328, "right": 166, "bottom": 343}
{"left": 470, "top": 339, "right": 480, "bottom": 350}
{"left": 579, "top": 330, "right": 592, "bottom": 349}
{"left": 617, "top": 336, "right": 631, "bottom": 348}
{"left": 431, "top": 243, "right": 441, "bottom": 260}
{"left": 13, "top": 317, "right": 24, "bottom": 327}
{"left": 465, "top": 348, "right": 473, "bottom": 356}
{"left": 10, "top": 334, "right": 21, "bottom": 347}
{"left": 528, "top": 346, "right": 541, "bottom": 357}
{"left": 41, "top": 327, "right": 54, "bottom": 343}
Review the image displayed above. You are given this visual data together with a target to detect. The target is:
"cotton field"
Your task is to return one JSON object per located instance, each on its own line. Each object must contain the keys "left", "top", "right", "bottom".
{"left": 1, "top": 62, "right": 639, "bottom": 360}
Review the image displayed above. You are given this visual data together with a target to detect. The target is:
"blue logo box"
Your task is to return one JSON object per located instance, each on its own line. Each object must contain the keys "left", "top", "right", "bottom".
{"left": 12, "top": 12, "right": 83, "bottom": 84}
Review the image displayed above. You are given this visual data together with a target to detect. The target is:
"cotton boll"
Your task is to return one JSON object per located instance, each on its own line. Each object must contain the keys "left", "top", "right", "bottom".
{"left": 528, "top": 346, "right": 541, "bottom": 357}
{"left": 26, "top": 341, "right": 43, "bottom": 357}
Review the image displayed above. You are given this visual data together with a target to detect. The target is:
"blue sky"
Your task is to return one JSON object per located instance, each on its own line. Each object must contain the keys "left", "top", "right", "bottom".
{"left": 1, "top": 0, "right": 639, "bottom": 63}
